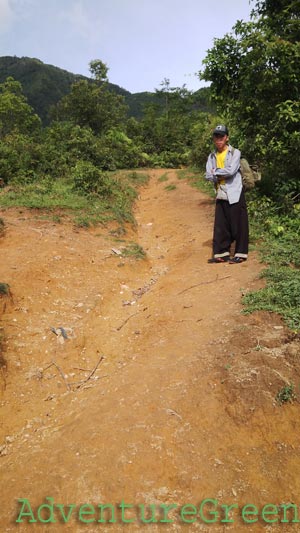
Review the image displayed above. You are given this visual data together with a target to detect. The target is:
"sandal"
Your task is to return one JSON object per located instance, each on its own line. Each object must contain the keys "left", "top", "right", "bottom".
{"left": 207, "top": 256, "right": 230, "bottom": 263}
{"left": 229, "top": 257, "right": 247, "bottom": 264}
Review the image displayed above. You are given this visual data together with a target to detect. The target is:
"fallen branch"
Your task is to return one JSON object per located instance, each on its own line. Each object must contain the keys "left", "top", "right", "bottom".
{"left": 72, "top": 366, "right": 92, "bottom": 372}
{"left": 42, "top": 361, "right": 71, "bottom": 391}
{"left": 116, "top": 312, "right": 139, "bottom": 331}
{"left": 177, "top": 275, "right": 231, "bottom": 295}
{"left": 69, "top": 356, "right": 104, "bottom": 389}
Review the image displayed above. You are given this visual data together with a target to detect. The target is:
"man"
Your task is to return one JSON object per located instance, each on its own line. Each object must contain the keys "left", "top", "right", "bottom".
{"left": 205, "top": 124, "right": 249, "bottom": 264}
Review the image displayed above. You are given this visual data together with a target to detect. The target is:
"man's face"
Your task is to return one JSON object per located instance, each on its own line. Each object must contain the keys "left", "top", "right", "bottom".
{"left": 213, "top": 134, "right": 228, "bottom": 152}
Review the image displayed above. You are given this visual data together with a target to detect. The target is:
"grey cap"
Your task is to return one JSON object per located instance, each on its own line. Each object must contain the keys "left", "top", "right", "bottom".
{"left": 213, "top": 124, "right": 229, "bottom": 136}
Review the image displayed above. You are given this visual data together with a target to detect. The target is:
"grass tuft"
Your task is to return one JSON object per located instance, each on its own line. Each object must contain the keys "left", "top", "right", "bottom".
{"left": 276, "top": 383, "right": 296, "bottom": 405}
{"left": 0, "top": 170, "right": 150, "bottom": 228}
{"left": 0, "top": 283, "right": 10, "bottom": 296}
{"left": 121, "top": 242, "right": 146, "bottom": 260}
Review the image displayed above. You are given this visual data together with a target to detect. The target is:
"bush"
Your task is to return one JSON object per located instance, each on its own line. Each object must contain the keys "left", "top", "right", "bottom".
{"left": 0, "top": 133, "right": 42, "bottom": 183}
{"left": 148, "top": 150, "right": 188, "bottom": 168}
{"left": 71, "top": 161, "right": 112, "bottom": 196}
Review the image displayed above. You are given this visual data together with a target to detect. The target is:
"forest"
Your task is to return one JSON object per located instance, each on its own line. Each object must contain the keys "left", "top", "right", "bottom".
{"left": 0, "top": 0, "right": 299, "bottom": 329}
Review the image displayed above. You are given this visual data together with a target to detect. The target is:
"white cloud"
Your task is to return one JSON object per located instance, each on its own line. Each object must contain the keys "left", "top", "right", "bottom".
{"left": 0, "top": 0, "right": 14, "bottom": 32}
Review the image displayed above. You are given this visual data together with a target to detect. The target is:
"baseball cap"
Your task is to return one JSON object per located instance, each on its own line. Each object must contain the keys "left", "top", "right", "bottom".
{"left": 213, "top": 125, "right": 229, "bottom": 136}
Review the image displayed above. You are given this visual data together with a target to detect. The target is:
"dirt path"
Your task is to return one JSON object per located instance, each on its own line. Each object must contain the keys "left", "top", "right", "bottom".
{"left": 0, "top": 170, "right": 299, "bottom": 532}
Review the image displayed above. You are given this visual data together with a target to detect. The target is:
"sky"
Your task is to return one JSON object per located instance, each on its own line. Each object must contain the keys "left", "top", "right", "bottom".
{"left": 0, "top": 0, "right": 253, "bottom": 94}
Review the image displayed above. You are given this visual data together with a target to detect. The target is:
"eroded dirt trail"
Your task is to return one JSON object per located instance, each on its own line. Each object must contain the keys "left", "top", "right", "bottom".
{"left": 0, "top": 170, "right": 300, "bottom": 532}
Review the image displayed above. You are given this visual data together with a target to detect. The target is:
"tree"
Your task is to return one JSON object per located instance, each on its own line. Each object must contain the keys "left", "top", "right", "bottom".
{"left": 0, "top": 77, "right": 41, "bottom": 137}
{"left": 199, "top": 0, "right": 300, "bottom": 200}
{"left": 89, "top": 59, "right": 109, "bottom": 84}
{"left": 55, "top": 79, "right": 127, "bottom": 135}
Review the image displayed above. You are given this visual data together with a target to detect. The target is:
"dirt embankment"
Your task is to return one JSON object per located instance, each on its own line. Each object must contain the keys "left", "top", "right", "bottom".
{"left": 0, "top": 170, "right": 299, "bottom": 532}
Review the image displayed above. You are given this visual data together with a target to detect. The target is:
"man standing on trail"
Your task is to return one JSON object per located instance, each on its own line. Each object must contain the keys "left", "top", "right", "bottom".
{"left": 205, "top": 124, "right": 249, "bottom": 264}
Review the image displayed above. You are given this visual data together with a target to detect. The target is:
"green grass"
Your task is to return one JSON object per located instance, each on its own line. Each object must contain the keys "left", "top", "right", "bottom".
{"left": 121, "top": 242, "right": 146, "bottom": 260}
{"left": 242, "top": 267, "right": 300, "bottom": 331}
{"left": 157, "top": 172, "right": 169, "bottom": 183}
{"left": 243, "top": 193, "right": 300, "bottom": 331}
{"left": 0, "top": 283, "right": 10, "bottom": 296}
{"left": 176, "top": 167, "right": 215, "bottom": 198}
{"left": 164, "top": 184, "right": 177, "bottom": 191}
{"left": 276, "top": 384, "right": 296, "bottom": 405}
{"left": 0, "top": 170, "right": 150, "bottom": 228}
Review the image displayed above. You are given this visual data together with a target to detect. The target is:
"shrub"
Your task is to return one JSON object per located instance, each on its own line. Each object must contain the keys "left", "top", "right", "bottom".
{"left": 71, "top": 161, "right": 112, "bottom": 196}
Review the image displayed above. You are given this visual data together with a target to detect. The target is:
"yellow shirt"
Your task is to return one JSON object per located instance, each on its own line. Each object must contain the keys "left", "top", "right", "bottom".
{"left": 216, "top": 148, "right": 228, "bottom": 186}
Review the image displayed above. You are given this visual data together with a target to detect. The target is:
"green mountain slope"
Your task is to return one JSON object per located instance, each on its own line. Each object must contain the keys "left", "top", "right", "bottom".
{"left": 0, "top": 56, "right": 213, "bottom": 124}
{"left": 0, "top": 56, "right": 131, "bottom": 123}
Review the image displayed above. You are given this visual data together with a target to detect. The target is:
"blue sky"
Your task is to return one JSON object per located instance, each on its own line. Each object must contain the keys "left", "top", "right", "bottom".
{"left": 0, "top": 0, "right": 253, "bottom": 93}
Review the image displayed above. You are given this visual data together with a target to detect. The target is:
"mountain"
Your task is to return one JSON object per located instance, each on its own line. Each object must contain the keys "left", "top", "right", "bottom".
{"left": 0, "top": 56, "right": 132, "bottom": 123}
{"left": 0, "top": 56, "right": 213, "bottom": 124}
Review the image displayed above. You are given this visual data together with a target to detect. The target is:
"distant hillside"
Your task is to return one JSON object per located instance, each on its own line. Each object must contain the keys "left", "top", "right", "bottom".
{"left": 0, "top": 56, "right": 132, "bottom": 123}
{"left": 0, "top": 56, "right": 213, "bottom": 124}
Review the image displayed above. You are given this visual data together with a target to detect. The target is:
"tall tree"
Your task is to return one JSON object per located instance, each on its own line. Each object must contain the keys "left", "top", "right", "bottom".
{"left": 199, "top": 0, "right": 300, "bottom": 199}
{"left": 0, "top": 77, "right": 41, "bottom": 137}
{"left": 89, "top": 59, "right": 109, "bottom": 84}
{"left": 54, "top": 61, "right": 127, "bottom": 135}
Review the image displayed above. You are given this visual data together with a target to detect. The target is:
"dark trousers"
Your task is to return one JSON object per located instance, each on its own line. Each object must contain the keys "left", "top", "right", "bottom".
{"left": 213, "top": 190, "right": 249, "bottom": 258}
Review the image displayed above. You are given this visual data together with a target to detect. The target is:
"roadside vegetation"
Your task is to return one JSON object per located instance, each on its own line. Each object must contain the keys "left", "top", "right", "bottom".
{"left": 0, "top": 1, "right": 299, "bottom": 329}
{"left": 243, "top": 195, "right": 300, "bottom": 331}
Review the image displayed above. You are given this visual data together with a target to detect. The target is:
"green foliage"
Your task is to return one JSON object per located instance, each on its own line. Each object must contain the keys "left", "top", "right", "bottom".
{"left": 200, "top": 0, "right": 300, "bottom": 202}
{"left": 189, "top": 113, "right": 221, "bottom": 167}
{"left": 176, "top": 168, "right": 216, "bottom": 198}
{"left": 71, "top": 161, "right": 113, "bottom": 196}
{"left": 0, "top": 170, "right": 149, "bottom": 227}
{"left": 0, "top": 282, "right": 10, "bottom": 295}
{"left": 0, "top": 77, "right": 41, "bottom": 137}
{"left": 125, "top": 171, "right": 149, "bottom": 186}
{"left": 100, "top": 129, "right": 149, "bottom": 169}
{"left": 0, "top": 132, "right": 42, "bottom": 183}
{"left": 275, "top": 383, "right": 296, "bottom": 405}
{"left": 121, "top": 242, "right": 146, "bottom": 260}
{"left": 157, "top": 173, "right": 169, "bottom": 182}
{"left": 243, "top": 192, "right": 300, "bottom": 331}
{"left": 135, "top": 82, "right": 214, "bottom": 168}
{"left": 0, "top": 56, "right": 130, "bottom": 124}
{"left": 247, "top": 193, "right": 300, "bottom": 266}
{"left": 0, "top": 56, "right": 214, "bottom": 123}
{"left": 243, "top": 267, "right": 300, "bottom": 330}
{"left": 89, "top": 59, "right": 109, "bottom": 83}
{"left": 54, "top": 79, "right": 128, "bottom": 135}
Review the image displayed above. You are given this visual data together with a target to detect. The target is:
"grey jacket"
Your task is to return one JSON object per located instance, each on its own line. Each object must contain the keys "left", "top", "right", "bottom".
{"left": 205, "top": 144, "right": 242, "bottom": 204}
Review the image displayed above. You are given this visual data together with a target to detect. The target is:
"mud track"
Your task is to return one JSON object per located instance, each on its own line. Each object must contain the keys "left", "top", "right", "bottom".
{"left": 0, "top": 170, "right": 299, "bottom": 532}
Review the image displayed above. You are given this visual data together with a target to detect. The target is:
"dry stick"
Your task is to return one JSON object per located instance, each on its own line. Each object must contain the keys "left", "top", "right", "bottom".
{"left": 116, "top": 312, "right": 139, "bottom": 331}
{"left": 69, "top": 356, "right": 105, "bottom": 388}
{"left": 72, "top": 366, "right": 93, "bottom": 372}
{"left": 43, "top": 361, "right": 71, "bottom": 391}
{"left": 177, "top": 275, "right": 231, "bottom": 295}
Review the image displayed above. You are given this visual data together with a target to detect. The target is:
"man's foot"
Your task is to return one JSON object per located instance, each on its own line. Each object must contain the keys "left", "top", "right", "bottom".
{"left": 207, "top": 256, "right": 230, "bottom": 263}
{"left": 229, "top": 257, "right": 247, "bottom": 264}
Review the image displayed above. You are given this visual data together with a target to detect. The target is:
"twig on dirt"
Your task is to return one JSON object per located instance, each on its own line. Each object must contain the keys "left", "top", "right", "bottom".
{"left": 177, "top": 275, "right": 231, "bottom": 295}
{"left": 72, "top": 366, "right": 92, "bottom": 372}
{"left": 28, "top": 227, "right": 44, "bottom": 237}
{"left": 69, "top": 356, "right": 105, "bottom": 388}
{"left": 165, "top": 408, "right": 182, "bottom": 420}
{"left": 42, "top": 361, "right": 71, "bottom": 391}
{"left": 116, "top": 312, "right": 139, "bottom": 331}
